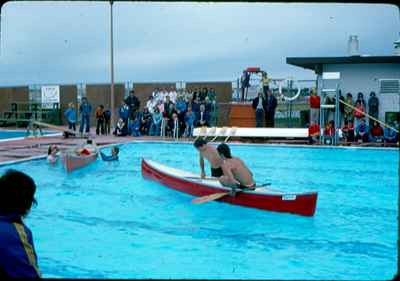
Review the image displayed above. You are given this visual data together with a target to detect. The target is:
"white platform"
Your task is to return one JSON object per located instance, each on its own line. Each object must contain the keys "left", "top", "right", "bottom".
{"left": 193, "top": 127, "right": 309, "bottom": 138}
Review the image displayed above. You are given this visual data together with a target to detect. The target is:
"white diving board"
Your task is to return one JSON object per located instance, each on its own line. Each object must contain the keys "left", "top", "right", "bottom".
{"left": 193, "top": 127, "right": 309, "bottom": 138}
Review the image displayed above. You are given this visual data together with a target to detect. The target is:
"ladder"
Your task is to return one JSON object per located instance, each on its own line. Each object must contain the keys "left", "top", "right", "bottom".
{"left": 319, "top": 72, "right": 340, "bottom": 145}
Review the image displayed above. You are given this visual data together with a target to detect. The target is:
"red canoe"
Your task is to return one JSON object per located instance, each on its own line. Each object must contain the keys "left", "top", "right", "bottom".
{"left": 141, "top": 159, "right": 318, "bottom": 216}
{"left": 61, "top": 151, "right": 98, "bottom": 173}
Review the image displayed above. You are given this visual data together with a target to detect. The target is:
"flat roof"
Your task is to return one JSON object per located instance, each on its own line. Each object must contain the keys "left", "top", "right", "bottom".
{"left": 286, "top": 56, "right": 400, "bottom": 72}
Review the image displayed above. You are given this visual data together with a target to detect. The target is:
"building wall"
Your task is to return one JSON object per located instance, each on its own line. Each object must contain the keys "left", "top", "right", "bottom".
{"left": 0, "top": 87, "right": 29, "bottom": 113}
{"left": 318, "top": 63, "right": 400, "bottom": 122}
{"left": 86, "top": 84, "right": 125, "bottom": 122}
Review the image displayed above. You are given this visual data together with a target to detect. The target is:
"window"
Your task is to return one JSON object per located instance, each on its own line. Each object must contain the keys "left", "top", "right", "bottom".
{"left": 379, "top": 79, "right": 400, "bottom": 94}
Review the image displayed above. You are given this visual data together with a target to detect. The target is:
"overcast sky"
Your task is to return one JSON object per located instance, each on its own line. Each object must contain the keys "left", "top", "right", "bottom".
{"left": 0, "top": 1, "right": 399, "bottom": 86}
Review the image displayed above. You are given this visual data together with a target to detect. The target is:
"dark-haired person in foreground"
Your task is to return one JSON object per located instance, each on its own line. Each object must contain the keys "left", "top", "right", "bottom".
{"left": 0, "top": 170, "right": 41, "bottom": 278}
{"left": 217, "top": 143, "right": 256, "bottom": 196}
{"left": 193, "top": 139, "right": 223, "bottom": 179}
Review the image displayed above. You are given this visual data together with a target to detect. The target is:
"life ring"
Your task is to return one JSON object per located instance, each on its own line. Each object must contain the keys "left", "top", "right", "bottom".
{"left": 278, "top": 78, "right": 301, "bottom": 102}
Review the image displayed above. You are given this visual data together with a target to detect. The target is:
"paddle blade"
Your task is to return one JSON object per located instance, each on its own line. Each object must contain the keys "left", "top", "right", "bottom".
{"left": 192, "top": 192, "right": 230, "bottom": 204}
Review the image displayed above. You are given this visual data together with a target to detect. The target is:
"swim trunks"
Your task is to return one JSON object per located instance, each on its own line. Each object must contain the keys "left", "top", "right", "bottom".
{"left": 211, "top": 167, "right": 223, "bottom": 177}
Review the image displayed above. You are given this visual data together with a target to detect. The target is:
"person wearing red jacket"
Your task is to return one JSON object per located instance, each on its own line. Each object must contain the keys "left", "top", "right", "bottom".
{"left": 309, "top": 89, "right": 320, "bottom": 124}
{"left": 308, "top": 122, "right": 320, "bottom": 144}
{"left": 369, "top": 120, "right": 384, "bottom": 142}
{"left": 323, "top": 120, "right": 335, "bottom": 144}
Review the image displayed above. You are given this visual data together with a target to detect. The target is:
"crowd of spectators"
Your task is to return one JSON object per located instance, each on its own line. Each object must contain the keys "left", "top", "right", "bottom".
{"left": 308, "top": 90, "right": 399, "bottom": 145}
{"left": 112, "top": 87, "right": 218, "bottom": 138}
{"left": 62, "top": 86, "right": 218, "bottom": 139}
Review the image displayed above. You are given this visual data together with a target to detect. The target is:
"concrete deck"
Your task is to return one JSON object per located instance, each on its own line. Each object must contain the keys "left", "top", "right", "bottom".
{"left": 0, "top": 127, "right": 397, "bottom": 165}
{"left": 0, "top": 127, "right": 184, "bottom": 164}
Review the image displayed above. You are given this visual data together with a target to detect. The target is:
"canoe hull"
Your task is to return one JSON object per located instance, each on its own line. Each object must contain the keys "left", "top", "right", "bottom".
{"left": 61, "top": 152, "right": 98, "bottom": 173}
{"left": 141, "top": 159, "right": 317, "bottom": 216}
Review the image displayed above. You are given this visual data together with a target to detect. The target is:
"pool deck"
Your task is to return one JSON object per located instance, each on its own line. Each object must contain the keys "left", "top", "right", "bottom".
{"left": 0, "top": 127, "right": 398, "bottom": 165}
{"left": 0, "top": 130, "right": 172, "bottom": 164}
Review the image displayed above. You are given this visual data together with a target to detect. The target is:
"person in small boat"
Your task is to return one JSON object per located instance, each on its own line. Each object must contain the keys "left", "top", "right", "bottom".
{"left": 193, "top": 139, "right": 223, "bottom": 178}
{"left": 216, "top": 143, "right": 256, "bottom": 196}
{"left": 100, "top": 146, "right": 119, "bottom": 161}
{"left": 47, "top": 144, "right": 59, "bottom": 164}
{"left": 75, "top": 139, "right": 97, "bottom": 156}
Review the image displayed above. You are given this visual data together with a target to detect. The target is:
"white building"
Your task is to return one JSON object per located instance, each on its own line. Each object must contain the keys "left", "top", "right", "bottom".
{"left": 287, "top": 55, "right": 400, "bottom": 124}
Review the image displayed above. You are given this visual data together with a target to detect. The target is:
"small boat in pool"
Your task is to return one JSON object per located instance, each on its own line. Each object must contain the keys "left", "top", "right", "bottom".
{"left": 61, "top": 150, "right": 98, "bottom": 173}
{"left": 141, "top": 159, "right": 318, "bottom": 216}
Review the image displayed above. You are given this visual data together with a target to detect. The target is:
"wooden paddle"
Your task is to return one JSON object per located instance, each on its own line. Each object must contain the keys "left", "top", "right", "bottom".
{"left": 192, "top": 192, "right": 230, "bottom": 203}
{"left": 192, "top": 182, "right": 271, "bottom": 204}
{"left": 185, "top": 176, "right": 217, "bottom": 180}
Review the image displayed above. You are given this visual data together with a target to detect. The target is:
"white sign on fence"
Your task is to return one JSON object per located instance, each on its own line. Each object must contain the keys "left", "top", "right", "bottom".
{"left": 41, "top": 85, "right": 60, "bottom": 108}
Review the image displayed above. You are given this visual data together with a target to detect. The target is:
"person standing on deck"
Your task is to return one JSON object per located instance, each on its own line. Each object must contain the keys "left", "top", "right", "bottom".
{"left": 124, "top": 90, "right": 141, "bottom": 123}
{"left": 0, "top": 170, "right": 41, "bottom": 278}
{"left": 261, "top": 71, "right": 271, "bottom": 95}
{"left": 252, "top": 90, "right": 267, "bottom": 127}
{"left": 264, "top": 89, "right": 278, "bottom": 127}
{"left": 308, "top": 88, "right": 320, "bottom": 125}
{"left": 193, "top": 139, "right": 223, "bottom": 179}
{"left": 103, "top": 108, "right": 111, "bottom": 135}
{"left": 216, "top": 143, "right": 256, "bottom": 196}
{"left": 64, "top": 102, "right": 77, "bottom": 131}
{"left": 368, "top": 92, "right": 379, "bottom": 124}
{"left": 79, "top": 97, "right": 92, "bottom": 135}
{"left": 95, "top": 105, "right": 105, "bottom": 135}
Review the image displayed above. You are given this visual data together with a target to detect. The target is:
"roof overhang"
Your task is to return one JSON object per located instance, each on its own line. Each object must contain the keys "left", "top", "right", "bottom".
{"left": 286, "top": 56, "right": 400, "bottom": 74}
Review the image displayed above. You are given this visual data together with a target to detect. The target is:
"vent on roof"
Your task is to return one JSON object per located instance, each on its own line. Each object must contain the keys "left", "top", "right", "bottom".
{"left": 379, "top": 79, "right": 400, "bottom": 94}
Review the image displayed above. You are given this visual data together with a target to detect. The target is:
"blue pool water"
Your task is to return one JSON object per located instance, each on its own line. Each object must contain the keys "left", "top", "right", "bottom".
{"left": 0, "top": 130, "right": 56, "bottom": 140}
{"left": 0, "top": 142, "right": 398, "bottom": 279}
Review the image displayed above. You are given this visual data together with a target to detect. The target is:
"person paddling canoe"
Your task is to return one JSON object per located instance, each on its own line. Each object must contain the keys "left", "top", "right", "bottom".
{"left": 217, "top": 143, "right": 256, "bottom": 196}
{"left": 193, "top": 139, "right": 223, "bottom": 178}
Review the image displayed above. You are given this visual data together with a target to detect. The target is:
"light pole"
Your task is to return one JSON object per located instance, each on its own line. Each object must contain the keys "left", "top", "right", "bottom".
{"left": 110, "top": 0, "right": 115, "bottom": 130}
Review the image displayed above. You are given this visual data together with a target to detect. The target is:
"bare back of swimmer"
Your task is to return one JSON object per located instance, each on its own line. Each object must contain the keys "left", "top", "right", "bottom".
{"left": 193, "top": 139, "right": 223, "bottom": 178}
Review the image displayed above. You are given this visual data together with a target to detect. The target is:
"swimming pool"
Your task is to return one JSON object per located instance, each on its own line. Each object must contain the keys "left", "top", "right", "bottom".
{"left": 0, "top": 142, "right": 398, "bottom": 279}
{"left": 0, "top": 130, "right": 58, "bottom": 140}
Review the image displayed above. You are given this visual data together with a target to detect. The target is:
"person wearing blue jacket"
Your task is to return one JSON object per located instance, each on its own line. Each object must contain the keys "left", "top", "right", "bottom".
{"left": 384, "top": 123, "right": 398, "bottom": 144}
{"left": 118, "top": 102, "right": 130, "bottom": 123}
{"left": 79, "top": 97, "right": 92, "bottom": 134}
{"left": 64, "top": 102, "right": 77, "bottom": 131}
{"left": 0, "top": 170, "right": 41, "bottom": 278}
{"left": 355, "top": 118, "right": 370, "bottom": 143}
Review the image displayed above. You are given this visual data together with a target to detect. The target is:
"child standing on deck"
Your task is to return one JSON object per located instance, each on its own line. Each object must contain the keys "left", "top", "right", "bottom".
{"left": 184, "top": 106, "right": 196, "bottom": 137}
{"left": 64, "top": 103, "right": 77, "bottom": 131}
{"left": 95, "top": 105, "right": 105, "bottom": 136}
{"left": 103, "top": 109, "right": 111, "bottom": 135}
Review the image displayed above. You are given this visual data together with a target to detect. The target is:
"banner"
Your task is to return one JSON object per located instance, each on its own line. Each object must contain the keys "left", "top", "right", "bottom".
{"left": 41, "top": 85, "right": 60, "bottom": 108}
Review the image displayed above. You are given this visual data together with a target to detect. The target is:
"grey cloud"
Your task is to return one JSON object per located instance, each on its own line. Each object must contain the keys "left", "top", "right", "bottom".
{"left": 0, "top": 2, "right": 398, "bottom": 86}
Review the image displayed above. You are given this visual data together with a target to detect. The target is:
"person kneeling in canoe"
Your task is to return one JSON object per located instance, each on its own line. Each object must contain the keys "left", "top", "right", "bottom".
{"left": 100, "top": 146, "right": 119, "bottom": 161}
{"left": 217, "top": 143, "right": 256, "bottom": 196}
{"left": 75, "top": 139, "right": 97, "bottom": 156}
{"left": 193, "top": 139, "right": 223, "bottom": 178}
